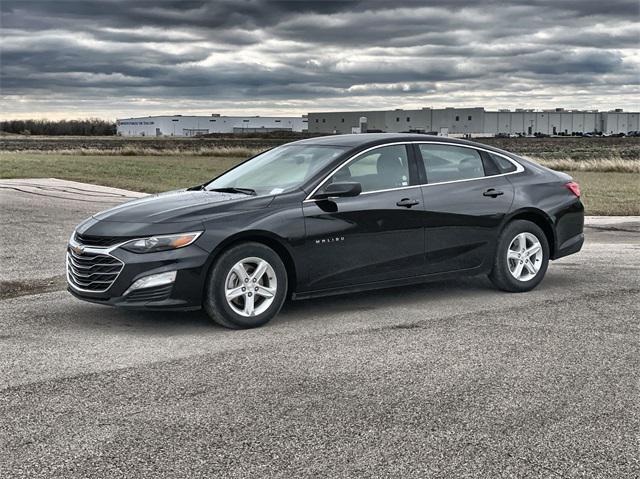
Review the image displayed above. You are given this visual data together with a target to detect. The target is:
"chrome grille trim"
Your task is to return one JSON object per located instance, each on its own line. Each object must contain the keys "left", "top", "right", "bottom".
{"left": 67, "top": 255, "right": 119, "bottom": 270}
{"left": 68, "top": 250, "right": 120, "bottom": 267}
{"left": 66, "top": 238, "right": 125, "bottom": 293}
{"left": 67, "top": 251, "right": 124, "bottom": 293}
{"left": 74, "top": 232, "right": 135, "bottom": 247}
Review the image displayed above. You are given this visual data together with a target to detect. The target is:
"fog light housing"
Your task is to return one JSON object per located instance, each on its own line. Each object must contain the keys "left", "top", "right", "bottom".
{"left": 124, "top": 271, "right": 176, "bottom": 296}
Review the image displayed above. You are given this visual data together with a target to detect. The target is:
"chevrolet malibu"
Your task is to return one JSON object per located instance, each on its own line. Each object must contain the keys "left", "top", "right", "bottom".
{"left": 67, "top": 134, "right": 584, "bottom": 328}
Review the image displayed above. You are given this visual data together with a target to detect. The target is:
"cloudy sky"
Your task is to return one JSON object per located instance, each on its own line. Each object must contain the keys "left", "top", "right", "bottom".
{"left": 1, "top": 0, "right": 638, "bottom": 120}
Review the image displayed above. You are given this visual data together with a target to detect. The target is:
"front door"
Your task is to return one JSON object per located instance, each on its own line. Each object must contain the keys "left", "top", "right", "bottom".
{"left": 300, "top": 144, "right": 425, "bottom": 291}
{"left": 415, "top": 143, "right": 515, "bottom": 274}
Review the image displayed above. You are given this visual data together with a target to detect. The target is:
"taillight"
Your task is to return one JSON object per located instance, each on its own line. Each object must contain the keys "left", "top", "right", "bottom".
{"left": 565, "top": 181, "right": 581, "bottom": 198}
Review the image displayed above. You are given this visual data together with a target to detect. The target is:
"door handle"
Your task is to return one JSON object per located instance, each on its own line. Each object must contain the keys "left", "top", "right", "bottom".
{"left": 483, "top": 188, "right": 504, "bottom": 198}
{"left": 396, "top": 198, "right": 420, "bottom": 208}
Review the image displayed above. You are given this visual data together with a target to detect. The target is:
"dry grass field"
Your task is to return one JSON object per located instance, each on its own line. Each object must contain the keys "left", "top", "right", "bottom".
{"left": 1, "top": 135, "right": 638, "bottom": 214}
{"left": 0, "top": 153, "right": 240, "bottom": 193}
{"left": 0, "top": 135, "right": 285, "bottom": 153}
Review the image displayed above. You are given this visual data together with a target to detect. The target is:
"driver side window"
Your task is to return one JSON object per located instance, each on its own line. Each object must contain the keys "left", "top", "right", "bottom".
{"left": 324, "top": 145, "right": 410, "bottom": 193}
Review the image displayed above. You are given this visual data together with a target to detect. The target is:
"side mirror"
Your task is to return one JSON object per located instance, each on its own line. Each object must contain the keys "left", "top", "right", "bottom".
{"left": 314, "top": 181, "right": 362, "bottom": 200}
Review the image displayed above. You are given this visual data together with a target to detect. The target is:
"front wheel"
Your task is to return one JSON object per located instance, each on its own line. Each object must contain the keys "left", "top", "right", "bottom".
{"left": 489, "top": 220, "right": 550, "bottom": 292}
{"left": 204, "top": 242, "right": 288, "bottom": 329}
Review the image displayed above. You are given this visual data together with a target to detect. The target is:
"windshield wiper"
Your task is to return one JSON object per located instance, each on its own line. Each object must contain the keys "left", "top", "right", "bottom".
{"left": 207, "top": 187, "right": 256, "bottom": 196}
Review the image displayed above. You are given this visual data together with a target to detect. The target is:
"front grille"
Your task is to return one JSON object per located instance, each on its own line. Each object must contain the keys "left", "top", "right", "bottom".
{"left": 67, "top": 248, "right": 124, "bottom": 292}
{"left": 75, "top": 232, "right": 133, "bottom": 248}
{"left": 125, "top": 284, "right": 173, "bottom": 303}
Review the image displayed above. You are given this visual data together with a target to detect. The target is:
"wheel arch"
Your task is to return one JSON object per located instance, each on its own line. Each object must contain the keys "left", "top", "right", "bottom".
{"left": 205, "top": 230, "right": 299, "bottom": 299}
{"left": 503, "top": 208, "right": 557, "bottom": 258}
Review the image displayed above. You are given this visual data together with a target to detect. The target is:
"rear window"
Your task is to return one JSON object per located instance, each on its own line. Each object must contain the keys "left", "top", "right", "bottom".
{"left": 488, "top": 152, "right": 517, "bottom": 173}
{"left": 418, "top": 144, "right": 485, "bottom": 183}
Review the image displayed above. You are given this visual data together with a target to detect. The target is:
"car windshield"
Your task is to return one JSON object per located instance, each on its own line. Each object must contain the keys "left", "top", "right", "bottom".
{"left": 205, "top": 144, "right": 347, "bottom": 196}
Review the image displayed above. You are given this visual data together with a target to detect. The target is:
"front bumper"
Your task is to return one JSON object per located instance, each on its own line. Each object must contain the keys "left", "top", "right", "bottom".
{"left": 67, "top": 241, "right": 211, "bottom": 310}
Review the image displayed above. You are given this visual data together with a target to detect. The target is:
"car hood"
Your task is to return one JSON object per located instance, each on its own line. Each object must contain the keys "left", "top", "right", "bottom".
{"left": 92, "top": 189, "right": 274, "bottom": 224}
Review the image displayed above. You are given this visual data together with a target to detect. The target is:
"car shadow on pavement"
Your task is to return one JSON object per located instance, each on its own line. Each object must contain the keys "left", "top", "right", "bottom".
{"left": 64, "top": 276, "right": 492, "bottom": 332}
{"left": 277, "top": 269, "right": 582, "bottom": 322}
{"left": 68, "top": 271, "right": 579, "bottom": 332}
{"left": 278, "top": 276, "right": 496, "bottom": 316}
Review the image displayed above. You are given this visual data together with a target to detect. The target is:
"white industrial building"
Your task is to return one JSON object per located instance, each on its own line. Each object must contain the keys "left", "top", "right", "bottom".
{"left": 308, "top": 108, "right": 639, "bottom": 136}
{"left": 117, "top": 114, "right": 308, "bottom": 137}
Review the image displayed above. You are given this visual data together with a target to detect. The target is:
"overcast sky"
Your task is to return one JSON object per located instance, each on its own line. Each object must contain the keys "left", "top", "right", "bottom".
{"left": 1, "top": 0, "right": 638, "bottom": 120}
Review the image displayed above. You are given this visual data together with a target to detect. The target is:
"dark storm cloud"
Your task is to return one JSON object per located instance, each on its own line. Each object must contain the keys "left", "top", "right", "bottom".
{"left": 1, "top": 0, "right": 638, "bottom": 118}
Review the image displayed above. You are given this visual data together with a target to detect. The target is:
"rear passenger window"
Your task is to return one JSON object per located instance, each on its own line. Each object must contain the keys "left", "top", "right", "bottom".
{"left": 418, "top": 144, "right": 485, "bottom": 183}
{"left": 324, "top": 145, "right": 410, "bottom": 193}
{"left": 488, "top": 152, "right": 517, "bottom": 173}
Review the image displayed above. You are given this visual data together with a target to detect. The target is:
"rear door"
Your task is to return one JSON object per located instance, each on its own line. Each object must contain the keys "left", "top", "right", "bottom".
{"left": 300, "top": 144, "right": 426, "bottom": 291}
{"left": 415, "top": 143, "right": 515, "bottom": 274}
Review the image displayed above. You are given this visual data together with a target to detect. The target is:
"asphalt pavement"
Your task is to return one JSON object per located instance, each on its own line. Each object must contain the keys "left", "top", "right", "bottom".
{"left": 0, "top": 179, "right": 638, "bottom": 478}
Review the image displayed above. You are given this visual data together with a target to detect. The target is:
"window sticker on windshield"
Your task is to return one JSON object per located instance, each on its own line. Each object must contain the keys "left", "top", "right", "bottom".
{"left": 269, "top": 188, "right": 284, "bottom": 194}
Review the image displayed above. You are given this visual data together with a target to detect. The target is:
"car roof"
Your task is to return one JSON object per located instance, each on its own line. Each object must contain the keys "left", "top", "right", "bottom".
{"left": 292, "top": 133, "right": 482, "bottom": 149}
{"left": 291, "top": 133, "right": 524, "bottom": 161}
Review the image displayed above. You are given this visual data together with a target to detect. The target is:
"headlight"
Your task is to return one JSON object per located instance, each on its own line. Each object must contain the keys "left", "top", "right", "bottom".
{"left": 121, "top": 232, "right": 202, "bottom": 253}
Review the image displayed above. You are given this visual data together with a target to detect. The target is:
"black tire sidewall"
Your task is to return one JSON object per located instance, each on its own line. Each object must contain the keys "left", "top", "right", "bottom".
{"left": 491, "top": 220, "right": 550, "bottom": 292}
{"left": 204, "top": 242, "right": 288, "bottom": 328}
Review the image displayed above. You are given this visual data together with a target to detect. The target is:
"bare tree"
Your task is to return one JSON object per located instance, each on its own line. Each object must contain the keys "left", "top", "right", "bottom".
{"left": 0, "top": 118, "right": 116, "bottom": 136}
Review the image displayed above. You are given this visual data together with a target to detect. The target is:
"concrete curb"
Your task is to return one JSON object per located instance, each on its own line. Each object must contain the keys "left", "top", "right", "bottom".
{"left": 0, "top": 177, "right": 148, "bottom": 203}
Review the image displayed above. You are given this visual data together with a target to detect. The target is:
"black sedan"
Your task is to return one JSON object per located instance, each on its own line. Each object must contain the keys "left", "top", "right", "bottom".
{"left": 67, "top": 134, "right": 584, "bottom": 328}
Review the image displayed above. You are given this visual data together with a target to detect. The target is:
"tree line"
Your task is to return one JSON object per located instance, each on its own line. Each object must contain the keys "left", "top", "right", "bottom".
{"left": 0, "top": 118, "right": 116, "bottom": 136}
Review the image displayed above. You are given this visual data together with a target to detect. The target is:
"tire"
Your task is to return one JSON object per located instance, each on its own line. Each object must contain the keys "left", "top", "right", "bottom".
{"left": 204, "top": 242, "right": 288, "bottom": 329}
{"left": 489, "top": 220, "right": 550, "bottom": 292}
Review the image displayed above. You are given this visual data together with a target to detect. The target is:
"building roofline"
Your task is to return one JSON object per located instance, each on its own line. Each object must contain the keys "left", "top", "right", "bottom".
{"left": 307, "top": 107, "right": 637, "bottom": 115}
{"left": 116, "top": 115, "right": 307, "bottom": 121}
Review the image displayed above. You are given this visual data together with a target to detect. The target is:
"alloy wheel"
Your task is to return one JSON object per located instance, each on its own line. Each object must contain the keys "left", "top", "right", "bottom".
{"left": 507, "top": 232, "right": 543, "bottom": 282}
{"left": 224, "top": 257, "right": 277, "bottom": 317}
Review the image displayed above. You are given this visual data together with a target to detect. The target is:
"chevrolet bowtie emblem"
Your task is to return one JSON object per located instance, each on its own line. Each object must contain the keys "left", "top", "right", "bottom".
{"left": 73, "top": 245, "right": 85, "bottom": 255}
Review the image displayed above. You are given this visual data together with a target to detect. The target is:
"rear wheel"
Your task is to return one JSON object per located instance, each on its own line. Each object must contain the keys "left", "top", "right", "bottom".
{"left": 489, "top": 220, "right": 549, "bottom": 292}
{"left": 204, "top": 242, "right": 287, "bottom": 329}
